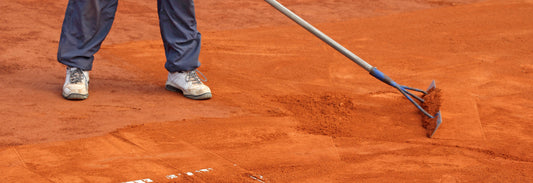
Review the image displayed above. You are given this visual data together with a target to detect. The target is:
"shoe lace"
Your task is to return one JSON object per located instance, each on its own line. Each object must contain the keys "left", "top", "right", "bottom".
{"left": 69, "top": 68, "right": 85, "bottom": 84}
{"left": 185, "top": 69, "right": 208, "bottom": 84}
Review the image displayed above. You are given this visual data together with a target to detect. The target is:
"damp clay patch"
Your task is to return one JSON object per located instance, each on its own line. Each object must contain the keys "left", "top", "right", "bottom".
{"left": 275, "top": 94, "right": 356, "bottom": 137}
{"left": 421, "top": 88, "right": 443, "bottom": 137}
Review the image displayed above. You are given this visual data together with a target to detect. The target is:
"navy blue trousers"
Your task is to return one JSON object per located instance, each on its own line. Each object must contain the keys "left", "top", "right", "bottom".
{"left": 57, "top": 0, "right": 201, "bottom": 72}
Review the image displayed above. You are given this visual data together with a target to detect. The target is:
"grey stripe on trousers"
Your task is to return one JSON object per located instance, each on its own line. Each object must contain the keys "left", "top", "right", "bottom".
{"left": 57, "top": 0, "right": 201, "bottom": 72}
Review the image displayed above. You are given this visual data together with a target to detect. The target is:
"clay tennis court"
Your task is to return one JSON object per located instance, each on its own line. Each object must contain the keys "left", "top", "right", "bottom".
{"left": 1, "top": 0, "right": 532, "bottom": 182}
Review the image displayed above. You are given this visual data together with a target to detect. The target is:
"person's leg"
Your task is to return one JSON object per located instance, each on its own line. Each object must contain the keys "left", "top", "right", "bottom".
{"left": 157, "top": 0, "right": 201, "bottom": 72}
{"left": 158, "top": 0, "right": 211, "bottom": 100}
{"left": 57, "top": 0, "right": 119, "bottom": 71}
{"left": 57, "top": 0, "right": 118, "bottom": 100}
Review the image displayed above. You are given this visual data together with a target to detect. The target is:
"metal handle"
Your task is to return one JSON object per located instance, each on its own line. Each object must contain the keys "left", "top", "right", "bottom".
{"left": 264, "top": 0, "right": 374, "bottom": 71}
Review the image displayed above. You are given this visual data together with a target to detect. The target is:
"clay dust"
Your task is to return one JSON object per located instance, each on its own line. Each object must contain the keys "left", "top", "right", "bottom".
{"left": 276, "top": 93, "right": 356, "bottom": 137}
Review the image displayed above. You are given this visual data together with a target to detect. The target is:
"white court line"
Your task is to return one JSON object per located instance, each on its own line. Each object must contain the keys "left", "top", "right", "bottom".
{"left": 122, "top": 167, "right": 266, "bottom": 182}
{"left": 165, "top": 174, "right": 180, "bottom": 179}
{"left": 122, "top": 178, "right": 153, "bottom": 183}
{"left": 122, "top": 167, "right": 213, "bottom": 182}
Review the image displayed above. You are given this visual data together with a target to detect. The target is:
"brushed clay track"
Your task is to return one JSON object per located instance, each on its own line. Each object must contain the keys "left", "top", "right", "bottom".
{"left": 1, "top": 0, "right": 532, "bottom": 182}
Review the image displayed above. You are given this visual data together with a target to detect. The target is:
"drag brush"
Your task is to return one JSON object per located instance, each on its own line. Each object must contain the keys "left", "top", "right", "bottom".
{"left": 265, "top": 0, "right": 443, "bottom": 137}
{"left": 370, "top": 69, "right": 442, "bottom": 137}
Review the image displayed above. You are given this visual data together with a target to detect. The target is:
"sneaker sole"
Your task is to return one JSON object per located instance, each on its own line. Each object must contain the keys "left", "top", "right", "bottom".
{"left": 165, "top": 85, "right": 212, "bottom": 100}
{"left": 62, "top": 93, "right": 89, "bottom": 100}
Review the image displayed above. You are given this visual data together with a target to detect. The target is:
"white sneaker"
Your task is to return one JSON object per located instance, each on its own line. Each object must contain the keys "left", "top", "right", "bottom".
{"left": 62, "top": 67, "right": 89, "bottom": 100}
{"left": 165, "top": 69, "right": 212, "bottom": 100}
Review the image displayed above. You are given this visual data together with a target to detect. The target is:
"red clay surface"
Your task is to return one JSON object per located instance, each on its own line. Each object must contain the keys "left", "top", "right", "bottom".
{"left": 1, "top": 0, "right": 532, "bottom": 182}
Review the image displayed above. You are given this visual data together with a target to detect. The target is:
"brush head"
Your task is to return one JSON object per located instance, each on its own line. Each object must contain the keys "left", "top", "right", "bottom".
{"left": 421, "top": 81, "right": 443, "bottom": 138}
